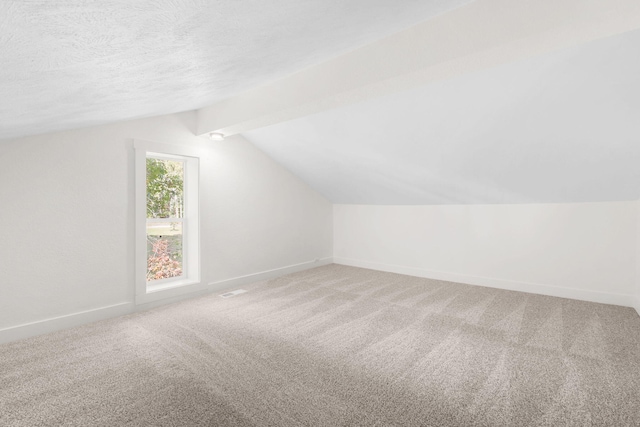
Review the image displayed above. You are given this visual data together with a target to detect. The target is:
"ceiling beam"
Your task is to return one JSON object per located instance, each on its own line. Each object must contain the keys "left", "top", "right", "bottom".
{"left": 196, "top": 0, "right": 640, "bottom": 137}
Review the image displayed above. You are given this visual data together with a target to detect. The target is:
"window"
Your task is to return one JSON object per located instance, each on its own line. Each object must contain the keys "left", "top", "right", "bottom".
{"left": 135, "top": 140, "right": 200, "bottom": 304}
{"left": 146, "top": 156, "right": 185, "bottom": 283}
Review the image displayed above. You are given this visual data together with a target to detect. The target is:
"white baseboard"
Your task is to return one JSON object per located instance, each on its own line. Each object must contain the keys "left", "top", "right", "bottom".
{"left": 634, "top": 296, "right": 640, "bottom": 317}
{"left": 0, "top": 302, "right": 134, "bottom": 345}
{"left": 334, "top": 257, "right": 635, "bottom": 308}
{"left": 0, "top": 258, "right": 333, "bottom": 346}
{"left": 208, "top": 257, "right": 333, "bottom": 291}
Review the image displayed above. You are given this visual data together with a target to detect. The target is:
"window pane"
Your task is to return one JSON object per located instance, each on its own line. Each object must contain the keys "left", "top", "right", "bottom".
{"left": 146, "top": 222, "right": 183, "bottom": 282}
{"left": 146, "top": 158, "right": 184, "bottom": 219}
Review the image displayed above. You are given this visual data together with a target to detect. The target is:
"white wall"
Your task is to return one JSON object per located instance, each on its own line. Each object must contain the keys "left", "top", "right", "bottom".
{"left": 636, "top": 201, "right": 640, "bottom": 315}
{"left": 334, "top": 202, "right": 638, "bottom": 306}
{"left": 0, "top": 111, "right": 332, "bottom": 338}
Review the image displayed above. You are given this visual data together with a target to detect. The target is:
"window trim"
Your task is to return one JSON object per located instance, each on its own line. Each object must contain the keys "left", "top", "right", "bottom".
{"left": 134, "top": 139, "right": 202, "bottom": 305}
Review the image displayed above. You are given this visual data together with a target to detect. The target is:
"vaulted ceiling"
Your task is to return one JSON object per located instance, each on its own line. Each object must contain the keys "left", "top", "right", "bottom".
{"left": 3, "top": 0, "right": 640, "bottom": 205}
{"left": 0, "top": 0, "right": 471, "bottom": 140}
{"left": 244, "top": 29, "right": 640, "bottom": 204}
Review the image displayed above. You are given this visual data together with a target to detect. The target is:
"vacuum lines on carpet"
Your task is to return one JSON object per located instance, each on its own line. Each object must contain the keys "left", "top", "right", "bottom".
{"left": 1, "top": 264, "right": 639, "bottom": 426}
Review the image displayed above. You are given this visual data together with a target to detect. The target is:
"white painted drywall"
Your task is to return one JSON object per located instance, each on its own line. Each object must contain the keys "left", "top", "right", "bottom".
{"left": 636, "top": 201, "right": 640, "bottom": 315}
{"left": 245, "top": 28, "right": 640, "bottom": 205}
{"left": 0, "top": 111, "right": 332, "bottom": 331}
{"left": 201, "top": 0, "right": 640, "bottom": 137}
{"left": 334, "top": 203, "right": 637, "bottom": 306}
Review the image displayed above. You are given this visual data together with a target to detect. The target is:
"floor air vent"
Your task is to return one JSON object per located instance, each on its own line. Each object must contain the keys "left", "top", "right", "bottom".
{"left": 219, "top": 289, "right": 248, "bottom": 298}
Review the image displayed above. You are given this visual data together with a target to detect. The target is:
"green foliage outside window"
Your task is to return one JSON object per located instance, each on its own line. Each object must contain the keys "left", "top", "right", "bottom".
{"left": 146, "top": 158, "right": 184, "bottom": 219}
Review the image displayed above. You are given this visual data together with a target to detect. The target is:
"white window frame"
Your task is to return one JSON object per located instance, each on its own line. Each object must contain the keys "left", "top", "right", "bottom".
{"left": 145, "top": 153, "right": 187, "bottom": 285}
{"left": 134, "top": 140, "right": 201, "bottom": 305}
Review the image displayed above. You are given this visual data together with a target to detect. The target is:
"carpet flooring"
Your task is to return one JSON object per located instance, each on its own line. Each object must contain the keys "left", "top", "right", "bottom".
{"left": 1, "top": 264, "right": 640, "bottom": 426}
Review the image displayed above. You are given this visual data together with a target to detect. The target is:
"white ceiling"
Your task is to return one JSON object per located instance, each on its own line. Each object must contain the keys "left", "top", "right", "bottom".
{"left": 0, "top": 0, "right": 472, "bottom": 141}
{"left": 244, "top": 29, "right": 640, "bottom": 205}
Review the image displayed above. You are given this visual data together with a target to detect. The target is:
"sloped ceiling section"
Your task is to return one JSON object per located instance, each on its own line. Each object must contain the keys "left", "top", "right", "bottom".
{"left": 0, "top": 0, "right": 471, "bottom": 141}
{"left": 243, "top": 29, "right": 640, "bottom": 205}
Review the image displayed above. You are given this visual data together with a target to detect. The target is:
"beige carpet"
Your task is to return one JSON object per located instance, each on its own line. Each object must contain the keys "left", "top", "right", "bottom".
{"left": 1, "top": 264, "right": 640, "bottom": 426}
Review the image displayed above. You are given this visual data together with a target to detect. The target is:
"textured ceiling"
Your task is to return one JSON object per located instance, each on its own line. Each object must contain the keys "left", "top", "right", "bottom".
{"left": 244, "top": 29, "right": 640, "bottom": 205}
{"left": 0, "top": 0, "right": 471, "bottom": 141}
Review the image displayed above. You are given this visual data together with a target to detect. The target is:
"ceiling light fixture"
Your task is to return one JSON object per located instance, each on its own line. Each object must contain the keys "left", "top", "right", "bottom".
{"left": 209, "top": 132, "right": 225, "bottom": 141}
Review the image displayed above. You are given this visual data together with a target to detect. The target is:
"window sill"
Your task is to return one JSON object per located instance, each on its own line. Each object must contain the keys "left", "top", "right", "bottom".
{"left": 136, "top": 278, "right": 205, "bottom": 306}
{"left": 147, "top": 278, "right": 199, "bottom": 293}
